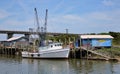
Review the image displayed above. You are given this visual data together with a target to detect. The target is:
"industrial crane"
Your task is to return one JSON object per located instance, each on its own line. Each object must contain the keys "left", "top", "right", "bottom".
{"left": 34, "top": 8, "right": 40, "bottom": 36}
{"left": 34, "top": 8, "right": 48, "bottom": 46}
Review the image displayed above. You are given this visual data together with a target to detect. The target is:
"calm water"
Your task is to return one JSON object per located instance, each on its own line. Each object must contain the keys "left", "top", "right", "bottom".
{"left": 0, "top": 55, "right": 120, "bottom": 74}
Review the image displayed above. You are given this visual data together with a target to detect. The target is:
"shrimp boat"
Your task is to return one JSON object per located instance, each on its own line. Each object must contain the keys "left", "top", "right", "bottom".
{"left": 22, "top": 42, "right": 70, "bottom": 58}
{"left": 21, "top": 8, "right": 70, "bottom": 58}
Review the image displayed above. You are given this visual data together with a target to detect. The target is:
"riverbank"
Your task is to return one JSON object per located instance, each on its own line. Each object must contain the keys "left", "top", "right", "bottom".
{"left": 95, "top": 47, "right": 120, "bottom": 61}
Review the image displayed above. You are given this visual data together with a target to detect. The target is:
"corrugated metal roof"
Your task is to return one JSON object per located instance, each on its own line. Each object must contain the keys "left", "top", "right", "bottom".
{"left": 80, "top": 35, "right": 113, "bottom": 39}
{"left": 6, "top": 36, "right": 24, "bottom": 41}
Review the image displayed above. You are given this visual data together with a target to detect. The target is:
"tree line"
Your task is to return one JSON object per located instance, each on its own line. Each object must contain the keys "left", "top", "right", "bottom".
{"left": 99, "top": 31, "right": 120, "bottom": 45}
{"left": 47, "top": 34, "right": 78, "bottom": 45}
{"left": 109, "top": 31, "right": 120, "bottom": 45}
{"left": 47, "top": 31, "right": 120, "bottom": 45}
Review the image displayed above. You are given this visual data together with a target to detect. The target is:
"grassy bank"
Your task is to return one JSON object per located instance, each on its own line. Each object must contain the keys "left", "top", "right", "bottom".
{"left": 95, "top": 47, "right": 120, "bottom": 58}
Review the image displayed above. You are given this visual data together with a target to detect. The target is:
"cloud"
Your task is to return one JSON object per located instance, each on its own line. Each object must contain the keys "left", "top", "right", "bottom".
{"left": 82, "top": 10, "right": 120, "bottom": 32}
{"left": 47, "top": 9, "right": 120, "bottom": 33}
{"left": 47, "top": 14, "right": 86, "bottom": 33}
{"left": 49, "top": 14, "right": 85, "bottom": 24}
{"left": 16, "top": 0, "right": 30, "bottom": 15}
{"left": 0, "top": 18, "right": 35, "bottom": 31}
{"left": 53, "top": 0, "right": 65, "bottom": 12}
{"left": 0, "top": 10, "right": 9, "bottom": 19}
{"left": 85, "top": 12, "right": 112, "bottom": 21}
{"left": 63, "top": 15, "right": 84, "bottom": 21}
{"left": 0, "top": 0, "right": 120, "bottom": 34}
{"left": 102, "top": 0, "right": 114, "bottom": 6}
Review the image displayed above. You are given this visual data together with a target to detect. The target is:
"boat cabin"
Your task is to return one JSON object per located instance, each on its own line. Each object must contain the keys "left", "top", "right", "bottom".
{"left": 48, "top": 43, "right": 63, "bottom": 49}
{"left": 39, "top": 42, "right": 63, "bottom": 50}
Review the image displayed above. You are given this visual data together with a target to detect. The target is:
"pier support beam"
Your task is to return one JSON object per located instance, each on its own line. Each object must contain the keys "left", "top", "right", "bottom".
{"left": 7, "top": 33, "right": 13, "bottom": 39}
{"left": 24, "top": 34, "right": 30, "bottom": 40}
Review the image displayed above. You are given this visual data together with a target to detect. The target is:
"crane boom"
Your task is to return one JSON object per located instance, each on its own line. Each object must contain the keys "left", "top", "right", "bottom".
{"left": 34, "top": 8, "right": 40, "bottom": 33}
{"left": 34, "top": 8, "right": 48, "bottom": 46}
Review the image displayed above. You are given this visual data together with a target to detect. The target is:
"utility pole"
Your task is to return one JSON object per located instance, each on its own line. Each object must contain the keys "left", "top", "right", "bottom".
{"left": 66, "top": 29, "right": 68, "bottom": 34}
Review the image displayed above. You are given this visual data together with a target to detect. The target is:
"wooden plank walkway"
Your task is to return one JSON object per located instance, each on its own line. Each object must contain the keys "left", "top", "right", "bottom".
{"left": 80, "top": 47, "right": 110, "bottom": 59}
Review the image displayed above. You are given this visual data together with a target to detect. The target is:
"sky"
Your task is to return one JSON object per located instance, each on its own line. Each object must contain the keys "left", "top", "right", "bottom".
{"left": 0, "top": 0, "right": 120, "bottom": 40}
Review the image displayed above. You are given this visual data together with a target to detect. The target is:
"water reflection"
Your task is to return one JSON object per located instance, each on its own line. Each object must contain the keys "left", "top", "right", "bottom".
{"left": 22, "top": 59, "right": 70, "bottom": 74}
{"left": 0, "top": 55, "right": 120, "bottom": 74}
{"left": 68, "top": 59, "right": 116, "bottom": 74}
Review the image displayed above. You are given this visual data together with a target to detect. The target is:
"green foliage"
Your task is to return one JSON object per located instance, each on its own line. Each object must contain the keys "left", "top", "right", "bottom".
{"left": 98, "top": 32, "right": 109, "bottom": 35}
{"left": 97, "top": 31, "right": 120, "bottom": 45}
{"left": 85, "top": 31, "right": 120, "bottom": 45}
{"left": 47, "top": 34, "right": 78, "bottom": 45}
{"left": 48, "top": 31, "right": 120, "bottom": 45}
{"left": 109, "top": 31, "right": 120, "bottom": 45}
{"left": 96, "top": 47, "right": 120, "bottom": 57}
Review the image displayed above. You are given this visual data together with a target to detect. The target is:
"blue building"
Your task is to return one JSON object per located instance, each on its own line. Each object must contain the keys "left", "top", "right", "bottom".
{"left": 75, "top": 35, "right": 113, "bottom": 48}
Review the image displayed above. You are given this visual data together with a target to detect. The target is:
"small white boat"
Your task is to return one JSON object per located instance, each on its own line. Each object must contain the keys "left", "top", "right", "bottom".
{"left": 22, "top": 42, "right": 70, "bottom": 59}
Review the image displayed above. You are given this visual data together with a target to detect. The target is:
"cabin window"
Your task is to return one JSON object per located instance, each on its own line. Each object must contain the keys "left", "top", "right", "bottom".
{"left": 51, "top": 45, "right": 53, "bottom": 47}
{"left": 37, "top": 54, "right": 40, "bottom": 56}
{"left": 31, "top": 54, "right": 34, "bottom": 57}
{"left": 58, "top": 44, "right": 61, "bottom": 46}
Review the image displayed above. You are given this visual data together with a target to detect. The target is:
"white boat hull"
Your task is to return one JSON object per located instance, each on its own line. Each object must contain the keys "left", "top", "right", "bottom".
{"left": 22, "top": 48, "right": 70, "bottom": 59}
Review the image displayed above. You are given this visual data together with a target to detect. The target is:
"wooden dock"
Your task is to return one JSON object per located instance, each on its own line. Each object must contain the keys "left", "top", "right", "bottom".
{"left": 0, "top": 47, "right": 22, "bottom": 55}
{"left": 80, "top": 47, "right": 110, "bottom": 59}
{"left": 0, "top": 46, "right": 119, "bottom": 61}
{"left": 69, "top": 47, "right": 119, "bottom": 61}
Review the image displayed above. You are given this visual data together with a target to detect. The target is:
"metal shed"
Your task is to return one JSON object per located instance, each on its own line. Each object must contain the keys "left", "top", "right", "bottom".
{"left": 4, "top": 36, "right": 29, "bottom": 47}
